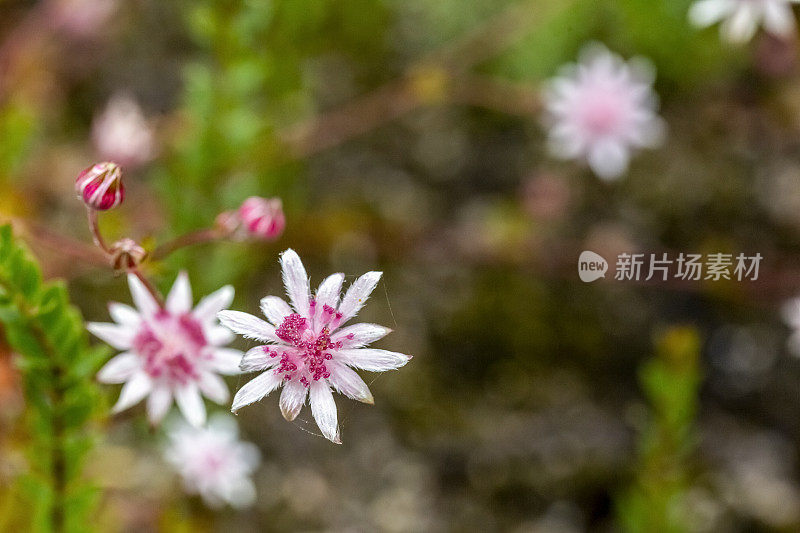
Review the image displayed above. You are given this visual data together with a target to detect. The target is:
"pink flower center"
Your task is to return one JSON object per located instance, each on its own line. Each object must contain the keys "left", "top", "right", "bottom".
{"left": 133, "top": 311, "right": 208, "bottom": 385}
{"left": 579, "top": 92, "right": 625, "bottom": 136}
{"left": 272, "top": 306, "right": 345, "bottom": 386}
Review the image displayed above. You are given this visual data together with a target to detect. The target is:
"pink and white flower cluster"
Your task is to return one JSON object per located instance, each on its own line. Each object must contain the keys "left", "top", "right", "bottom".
{"left": 164, "top": 414, "right": 260, "bottom": 509}
{"left": 90, "top": 273, "right": 242, "bottom": 427}
{"left": 218, "top": 249, "right": 412, "bottom": 443}
{"left": 542, "top": 43, "right": 665, "bottom": 181}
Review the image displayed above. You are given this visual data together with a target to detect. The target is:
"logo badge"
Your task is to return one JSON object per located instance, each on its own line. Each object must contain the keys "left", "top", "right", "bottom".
{"left": 578, "top": 251, "right": 608, "bottom": 282}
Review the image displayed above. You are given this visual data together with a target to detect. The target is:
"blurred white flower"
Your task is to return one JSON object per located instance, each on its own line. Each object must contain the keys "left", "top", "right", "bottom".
{"left": 89, "top": 273, "right": 242, "bottom": 427}
{"left": 542, "top": 43, "right": 665, "bottom": 181}
{"left": 781, "top": 297, "right": 800, "bottom": 355}
{"left": 218, "top": 249, "right": 412, "bottom": 444}
{"left": 92, "top": 95, "right": 156, "bottom": 168}
{"left": 165, "top": 414, "right": 260, "bottom": 508}
{"left": 689, "top": 0, "right": 800, "bottom": 43}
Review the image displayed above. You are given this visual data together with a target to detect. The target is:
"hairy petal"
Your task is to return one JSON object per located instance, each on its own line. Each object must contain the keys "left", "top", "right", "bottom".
{"left": 315, "top": 273, "right": 344, "bottom": 309}
{"left": 336, "top": 348, "right": 412, "bottom": 372}
{"left": 240, "top": 346, "right": 281, "bottom": 372}
{"left": 328, "top": 362, "right": 373, "bottom": 404}
{"left": 309, "top": 381, "right": 340, "bottom": 444}
{"left": 331, "top": 323, "right": 392, "bottom": 349}
{"left": 280, "top": 249, "right": 310, "bottom": 316}
{"left": 108, "top": 303, "right": 141, "bottom": 327}
{"left": 279, "top": 379, "right": 307, "bottom": 421}
{"left": 87, "top": 322, "right": 135, "bottom": 350}
{"left": 217, "top": 311, "right": 279, "bottom": 342}
{"left": 231, "top": 371, "right": 283, "bottom": 412}
{"left": 147, "top": 387, "right": 172, "bottom": 425}
{"left": 260, "top": 296, "right": 292, "bottom": 325}
{"left": 338, "top": 271, "right": 382, "bottom": 323}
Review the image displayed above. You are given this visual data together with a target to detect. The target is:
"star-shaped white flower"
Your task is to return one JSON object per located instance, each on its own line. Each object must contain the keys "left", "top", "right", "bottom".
{"left": 689, "top": 0, "right": 800, "bottom": 43}
{"left": 543, "top": 43, "right": 665, "bottom": 181}
{"left": 89, "top": 272, "right": 242, "bottom": 427}
{"left": 218, "top": 249, "right": 412, "bottom": 444}
{"left": 164, "top": 414, "right": 260, "bottom": 509}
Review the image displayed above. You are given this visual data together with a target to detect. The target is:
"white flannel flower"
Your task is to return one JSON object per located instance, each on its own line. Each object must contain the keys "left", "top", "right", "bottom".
{"left": 218, "top": 249, "right": 412, "bottom": 444}
{"left": 782, "top": 297, "right": 800, "bottom": 355}
{"left": 689, "top": 0, "right": 800, "bottom": 43}
{"left": 543, "top": 43, "right": 665, "bottom": 181}
{"left": 89, "top": 272, "right": 242, "bottom": 427}
{"left": 164, "top": 414, "right": 260, "bottom": 508}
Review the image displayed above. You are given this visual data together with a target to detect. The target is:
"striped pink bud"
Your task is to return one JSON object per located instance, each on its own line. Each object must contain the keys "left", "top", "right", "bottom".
{"left": 75, "top": 162, "right": 124, "bottom": 210}
{"left": 238, "top": 197, "right": 285, "bottom": 241}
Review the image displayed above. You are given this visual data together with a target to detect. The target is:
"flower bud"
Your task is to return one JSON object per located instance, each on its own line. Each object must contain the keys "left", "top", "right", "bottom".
{"left": 75, "top": 162, "right": 124, "bottom": 210}
{"left": 238, "top": 197, "right": 285, "bottom": 241}
{"left": 109, "top": 238, "right": 147, "bottom": 271}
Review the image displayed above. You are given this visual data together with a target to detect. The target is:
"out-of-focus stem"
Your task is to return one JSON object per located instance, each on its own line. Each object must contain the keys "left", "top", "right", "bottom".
{"left": 85, "top": 208, "right": 111, "bottom": 255}
{"left": 127, "top": 267, "right": 165, "bottom": 308}
{"left": 150, "top": 228, "right": 222, "bottom": 261}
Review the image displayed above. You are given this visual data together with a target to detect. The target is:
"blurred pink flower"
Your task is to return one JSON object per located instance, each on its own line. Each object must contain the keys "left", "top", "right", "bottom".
{"left": 543, "top": 43, "right": 665, "bottom": 181}
{"left": 689, "top": 0, "right": 800, "bottom": 43}
{"left": 51, "top": 0, "right": 118, "bottom": 38}
{"left": 238, "top": 196, "right": 286, "bottom": 241}
{"left": 218, "top": 249, "right": 412, "bottom": 444}
{"left": 89, "top": 273, "right": 242, "bottom": 426}
{"left": 164, "top": 414, "right": 260, "bottom": 508}
{"left": 92, "top": 95, "right": 156, "bottom": 169}
{"left": 75, "top": 161, "right": 124, "bottom": 210}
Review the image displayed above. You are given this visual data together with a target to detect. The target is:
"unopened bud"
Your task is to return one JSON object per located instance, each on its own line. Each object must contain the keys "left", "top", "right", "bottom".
{"left": 76, "top": 162, "right": 124, "bottom": 210}
{"left": 238, "top": 197, "right": 285, "bottom": 241}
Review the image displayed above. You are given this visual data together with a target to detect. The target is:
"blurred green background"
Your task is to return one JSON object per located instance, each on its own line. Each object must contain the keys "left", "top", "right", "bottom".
{"left": 1, "top": 0, "right": 800, "bottom": 531}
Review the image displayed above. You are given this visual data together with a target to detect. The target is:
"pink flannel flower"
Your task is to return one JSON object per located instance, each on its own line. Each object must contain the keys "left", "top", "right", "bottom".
{"left": 89, "top": 273, "right": 242, "bottom": 427}
{"left": 543, "top": 43, "right": 665, "bottom": 180}
{"left": 164, "top": 414, "right": 260, "bottom": 509}
{"left": 238, "top": 197, "right": 286, "bottom": 241}
{"left": 75, "top": 161, "right": 124, "bottom": 210}
{"left": 218, "top": 249, "right": 412, "bottom": 444}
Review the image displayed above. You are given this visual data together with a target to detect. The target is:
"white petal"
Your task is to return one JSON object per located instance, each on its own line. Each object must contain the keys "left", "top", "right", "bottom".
{"left": 217, "top": 310, "right": 280, "bottom": 342}
{"left": 315, "top": 273, "right": 344, "bottom": 309}
{"left": 337, "top": 348, "right": 412, "bottom": 372}
{"left": 331, "top": 323, "right": 392, "bottom": 349}
{"left": 209, "top": 348, "right": 244, "bottom": 375}
{"left": 280, "top": 249, "right": 310, "bottom": 316}
{"left": 763, "top": 1, "right": 796, "bottom": 37}
{"left": 127, "top": 273, "right": 159, "bottom": 316}
{"left": 338, "top": 271, "right": 382, "bottom": 323}
{"left": 721, "top": 4, "right": 759, "bottom": 43}
{"left": 175, "top": 384, "right": 207, "bottom": 427}
{"left": 240, "top": 346, "right": 280, "bottom": 372}
{"left": 108, "top": 303, "right": 141, "bottom": 327}
{"left": 227, "top": 478, "right": 257, "bottom": 509}
{"left": 97, "top": 352, "right": 140, "bottom": 383}
{"left": 166, "top": 271, "right": 192, "bottom": 314}
{"left": 587, "top": 140, "right": 630, "bottom": 180}
{"left": 199, "top": 372, "right": 230, "bottom": 404}
{"left": 309, "top": 381, "right": 340, "bottom": 444}
{"left": 111, "top": 373, "right": 152, "bottom": 413}
{"left": 146, "top": 387, "right": 172, "bottom": 425}
{"left": 231, "top": 371, "right": 283, "bottom": 412}
{"left": 207, "top": 326, "right": 235, "bottom": 345}
{"left": 328, "top": 362, "right": 374, "bottom": 404}
{"left": 788, "top": 330, "right": 800, "bottom": 356}
{"left": 688, "top": 0, "right": 735, "bottom": 28}
{"left": 279, "top": 379, "right": 307, "bottom": 420}
{"left": 260, "top": 296, "right": 292, "bottom": 325}
{"left": 87, "top": 322, "right": 135, "bottom": 350}
{"left": 193, "top": 285, "right": 235, "bottom": 322}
